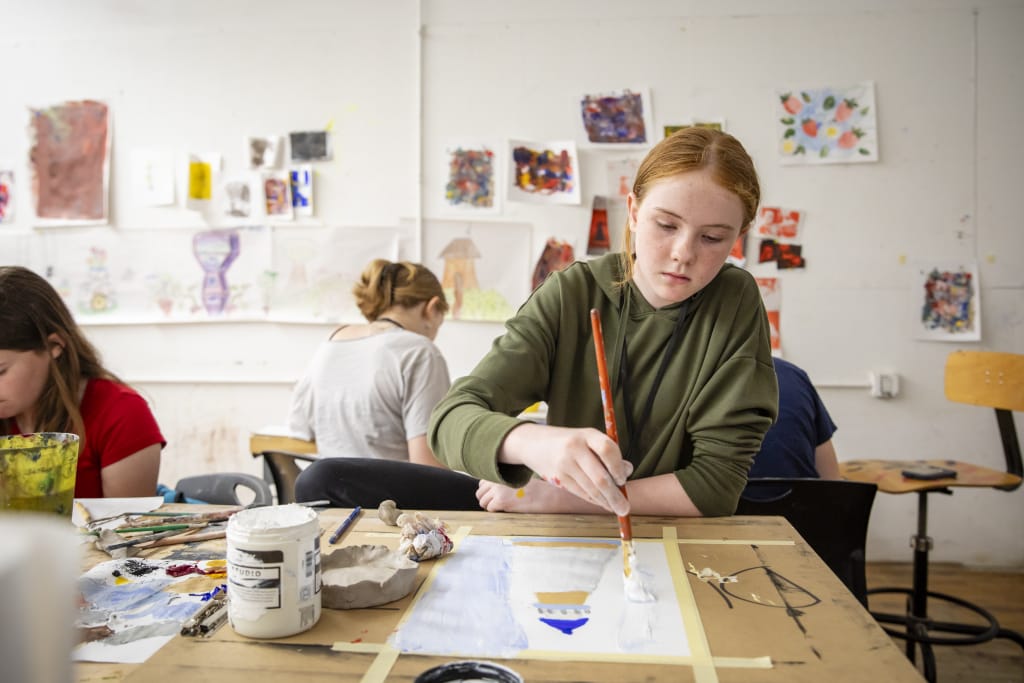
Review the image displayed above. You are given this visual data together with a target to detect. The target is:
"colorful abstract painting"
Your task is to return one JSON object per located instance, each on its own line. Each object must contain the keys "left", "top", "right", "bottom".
{"left": 263, "top": 171, "right": 293, "bottom": 220}
{"left": 444, "top": 144, "right": 497, "bottom": 210}
{"left": 756, "top": 277, "right": 781, "bottom": 353}
{"left": 776, "top": 82, "right": 878, "bottom": 164}
{"left": 74, "top": 557, "right": 225, "bottom": 664}
{"left": 390, "top": 536, "right": 690, "bottom": 658}
{"left": 580, "top": 89, "right": 651, "bottom": 145}
{"left": 507, "top": 139, "right": 580, "bottom": 206}
{"left": 753, "top": 206, "right": 804, "bottom": 240}
{"left": 914, "top": 263, "right": 981, "bottom": 341}
{"left": 0, "top": 169, "right": 14, "bottom": 223}
{"left": 532, "top": 238, "right": 575, "bottom": 290}
{"left": 28, "top": 99, "right": 110, "bottom": 225}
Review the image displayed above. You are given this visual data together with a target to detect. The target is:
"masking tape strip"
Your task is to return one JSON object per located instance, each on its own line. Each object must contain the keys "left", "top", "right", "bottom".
{"left": 359, "top": 645, "right": 399, "bottom": 683}
{"left": 665, "top": 526, "right": 719, "bottom": 683}
{"left": 332, "top": 642, "right": 386, "bottom": 654}
{"left": 677, "top": 538, "right": 794, "bottom": 546}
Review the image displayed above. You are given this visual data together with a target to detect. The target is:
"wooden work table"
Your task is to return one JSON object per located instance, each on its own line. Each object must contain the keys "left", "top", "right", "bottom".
{"left": 75, "top": 507, "right": 924, "bottom": 683}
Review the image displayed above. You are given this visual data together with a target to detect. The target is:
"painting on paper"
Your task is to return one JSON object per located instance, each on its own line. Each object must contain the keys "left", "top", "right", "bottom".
{"left": 289, "top": 131, "right": 332, "bottom": 162}
{"left": 223, "top": 175, "right": 254, "bottom": 219}
{"left": 28, "top": 100, "right": 110, "bottom": 226}
{"left": 444, "top": 144, "right": 498, "bottom": 211}
{"left": 753, "top": 206, "right": 804, "bottom": 241}
{"left": 605, "top": 157, "right": 639, "bottom": 202}
{"left": 507, "top": 140, "right": 580, "bottom": 206}
{"left": 74, "top": 557, "right": 225, "bottom": 664}
{"left": 391, "top": 535, "right": 690, "bottom": 658}
{"left": 776, "top": 82, "right": 878, "bottom": 164}
{"left": 247, "top": 135, "right": 282, "bottom": 169}
{"left": 186, "top": 153, "right": 220, "bottom": 210}
{"left": 913, "top": 263, "right": 981, "bottom": 341}
{"left": 37, "top": 226, "right": 272, "bottom": 323}
{"left": 422, "top": 219, "right": 531, "bottom": 322}
{"left": 532, "top": 238, "right": 575, "bottom": 291}
{"left": 580, "top": 89, "right": 652, "bottom": 145}
{"left": 0, "top": 169, "right": 15, "bottom": 223}
{"left": 267, "top": 226, "right": 400, "bottom": 323}
{"left": 263, "top": 171, "right": 293, "bottom": 220}
{"left": 725, "top": 233, "right": 747, "bottom": 268}
{"left": 290, "top": 165, "right": 314, "bottom": 217}
{"left": 756, "top": 277, "right": 781, "bottom": 353}
{"left": 663, "top": 120, "right": 725, "bottom": 138}
{"left": 129, "top": 148, "right": 175, "bottom": 207}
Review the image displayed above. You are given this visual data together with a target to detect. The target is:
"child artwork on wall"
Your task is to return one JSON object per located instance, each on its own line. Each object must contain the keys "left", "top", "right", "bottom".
{"left": 579, "top": 88, "right": 652, "bottom": 145}
{"left": 289, "top": 131, "right": 332, "bottom": 162}
{"left": 605, "top": 157, "right": 639, "bottom": 202}
{"left": 776, "top": 81, "right": 878, "bottom": 164}
{"left": 531, "top": 238, "right": 575, "bottom": 290}
{"left": 0, "top": 168, "right": 15, "bottom": 223}
{"left": 444, "top": 144, "right": 498, "bottom": 211}
{"left": 186, "top": 153, "right": 220, "bottom": 211}
{"left": 129, "top": 148, "right": 175, "bottom": 207}
{"left": 913, "top": 262, "right": 981, "bottom": 341}
{"left": 754, "top": 207, "right": 807, "bottom": 270}
{"left": 390, "top": 535, "right": 690, "bottom": 658}
{"left": 726, "top": 233, "right": 747, "bottom": 268}
{"left": 37, "top": 226, "right": 272, "bottom": 323}
{"left": 507, "top": 139, "right": 580, "bottom": 206}
{"left": 422, "top": 219, "right": 531, "bottom": 322}
{"left": 756, "top": 277, "right": 782, "bottom": 353}
{"left": 247, "top": 135, "right": 281, "bottom": 169}
{"left": 587, "top": 195, "right": 610, "bottom": 256}
{"left": 28, "top": 99, "right": 110, "bottom": 226}
{"left": 290, "top": 165, "right": 314, "bottom": 217}
{"left": 223, "top": 175, "right": 254, "bottom": 219}
{"left": 263, "top": 171, "right": 293, "bottom": 220}
{"left": 267, "top": 226, "right": 401, "bottom": 323}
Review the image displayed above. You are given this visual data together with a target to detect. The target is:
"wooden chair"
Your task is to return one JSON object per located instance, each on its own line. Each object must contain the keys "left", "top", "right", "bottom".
{"left": 841, "top": 350, "right": 1024, "bottom": 683}
{"left": 736, "top": 478, "right": 878, "bottom": 607}
{"left": 249, "top": 432, "right": 318, "bottom": 504}
{"left": 174, "top": 472, "right": 273, "bottom": 508}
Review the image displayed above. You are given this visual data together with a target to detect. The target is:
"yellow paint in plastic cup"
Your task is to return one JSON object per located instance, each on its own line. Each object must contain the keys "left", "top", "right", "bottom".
{"left": 0, "top": 433, "right": 80, "bottom": 516}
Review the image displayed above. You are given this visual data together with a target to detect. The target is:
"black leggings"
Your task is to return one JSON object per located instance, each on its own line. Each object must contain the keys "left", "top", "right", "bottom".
{"left": 294, "top": 457, "right": 483, "bottom": 511}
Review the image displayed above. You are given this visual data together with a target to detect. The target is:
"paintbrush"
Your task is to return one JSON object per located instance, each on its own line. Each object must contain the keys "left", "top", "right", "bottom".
{"left": 590, "top": 308, "right": 634, "bottom": 578}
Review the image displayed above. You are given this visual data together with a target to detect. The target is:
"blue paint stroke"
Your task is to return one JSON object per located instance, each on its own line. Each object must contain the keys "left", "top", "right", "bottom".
{"left": 539, "top": 617, "right": 589, "bottom": 635}
{"left": 390, "top": 536, "right": 527, "bottom": 657}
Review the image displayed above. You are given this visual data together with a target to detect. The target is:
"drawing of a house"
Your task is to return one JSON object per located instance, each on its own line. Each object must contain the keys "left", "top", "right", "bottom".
{"left": 439, "top": 237, "right": 481, "bottom": 319}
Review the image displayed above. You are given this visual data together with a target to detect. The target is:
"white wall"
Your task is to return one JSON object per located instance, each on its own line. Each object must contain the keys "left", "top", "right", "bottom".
{"left": 1, "top": 0, "right": 1021, "bottom": 566}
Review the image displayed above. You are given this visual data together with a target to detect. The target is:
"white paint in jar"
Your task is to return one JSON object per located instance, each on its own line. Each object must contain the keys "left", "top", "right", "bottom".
{"left": 227, "top": 503, "right": 322, "bottom": 638}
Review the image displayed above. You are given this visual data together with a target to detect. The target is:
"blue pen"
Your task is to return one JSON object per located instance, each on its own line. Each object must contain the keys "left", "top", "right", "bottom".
{"left": 329, "top": 506, "right": 362, "bottom": 544}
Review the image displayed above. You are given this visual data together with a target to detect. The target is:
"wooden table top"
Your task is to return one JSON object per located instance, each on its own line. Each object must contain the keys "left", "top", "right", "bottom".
{"left": 840, "top": 459, "right": 1021, "bottom": 494}
{"left": 75, "top": 507, "right": 924, "bottom": 683}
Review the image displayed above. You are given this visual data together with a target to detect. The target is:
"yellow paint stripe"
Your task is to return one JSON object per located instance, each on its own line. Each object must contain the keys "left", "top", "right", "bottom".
{"left": 664, "top": 526, "right": 718, "bottom": 683}
{"left": 359, "top": 645, "right": 399, "bottom": 683}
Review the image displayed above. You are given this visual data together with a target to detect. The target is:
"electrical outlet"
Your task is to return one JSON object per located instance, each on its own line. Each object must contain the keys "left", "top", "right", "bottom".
{"left": 869, "top": 372, "right": 900, "bottom": 399}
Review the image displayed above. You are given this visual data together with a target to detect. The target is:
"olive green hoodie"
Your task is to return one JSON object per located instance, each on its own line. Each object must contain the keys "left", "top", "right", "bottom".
{"left": 428, "top": 253, "right": 778, "bottom": 516}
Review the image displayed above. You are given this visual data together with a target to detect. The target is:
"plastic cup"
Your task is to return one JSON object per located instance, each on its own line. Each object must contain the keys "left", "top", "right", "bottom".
{"left": 0, "top": 433, "right": 80, "bottom": 516}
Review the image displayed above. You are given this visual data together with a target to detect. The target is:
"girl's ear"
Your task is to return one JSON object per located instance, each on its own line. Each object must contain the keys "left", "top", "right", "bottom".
{"left": 626, "top": 192, "right": 639, "bottom": 232}
{"left": 46, "top": 333, "right": 65, "bottom": 360}
{"left": 424, "top": 295, "right": 442, "bottom": 318}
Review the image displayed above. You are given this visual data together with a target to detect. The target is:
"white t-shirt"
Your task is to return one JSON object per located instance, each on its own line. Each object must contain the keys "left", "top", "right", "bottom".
{"left": 286, "top": 328, "right": 451, "bottom": 461}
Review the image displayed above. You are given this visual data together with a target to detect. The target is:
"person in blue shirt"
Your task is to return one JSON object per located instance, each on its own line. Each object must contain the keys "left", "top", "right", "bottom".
{"left": 746, "top": 357, "right": 840, "bottom": 483}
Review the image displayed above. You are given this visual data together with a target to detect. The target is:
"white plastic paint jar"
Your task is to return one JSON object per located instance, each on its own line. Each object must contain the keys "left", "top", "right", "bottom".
{"left": 227, "top": 503, "right": 322, "bottom": 638}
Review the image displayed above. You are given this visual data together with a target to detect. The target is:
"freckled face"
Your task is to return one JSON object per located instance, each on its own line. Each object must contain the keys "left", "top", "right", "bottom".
{"left": 627, "top": 168, "right": 746, "bottom": 309}
{"left": 0, "top": 348, "right": 52, "bottom": 426}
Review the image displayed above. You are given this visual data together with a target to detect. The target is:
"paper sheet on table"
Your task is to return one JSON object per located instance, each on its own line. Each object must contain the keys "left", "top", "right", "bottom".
{"left": 72, "top": 497, "right": 164, "bottom": 529}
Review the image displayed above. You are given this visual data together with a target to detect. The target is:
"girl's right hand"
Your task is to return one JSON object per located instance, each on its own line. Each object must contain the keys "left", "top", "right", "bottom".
{"left": 499, "top": 423, "right": 633, "bottom": 516}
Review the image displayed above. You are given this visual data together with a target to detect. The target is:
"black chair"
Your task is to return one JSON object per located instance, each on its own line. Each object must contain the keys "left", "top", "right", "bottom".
{"left": 736, "top": 478, "right": 878, "bottom": 607}
{"left": 175, "top": 472, "right": 273, "bottom": 507}
{"left": 249, "top": 432, "right": 318, "bottom": 504}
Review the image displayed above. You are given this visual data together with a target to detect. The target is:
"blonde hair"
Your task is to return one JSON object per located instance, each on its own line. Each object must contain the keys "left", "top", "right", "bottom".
{"left": 619, "top": 127, "right": 760, "bottom": 280}
{"left": 0, "top": 266, "right": 117, "bottom": 438}
{"left": 353, "top": 260, "right": 449, "bottom": 321}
